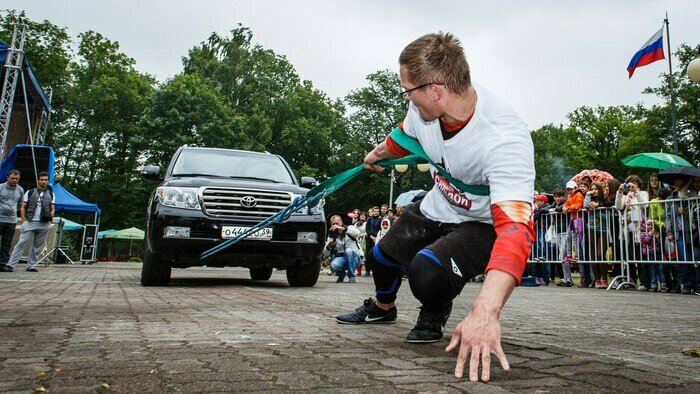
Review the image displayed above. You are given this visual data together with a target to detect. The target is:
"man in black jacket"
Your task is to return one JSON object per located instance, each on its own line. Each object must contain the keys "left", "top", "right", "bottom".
{"left": 5, "top": 172, "right": 54, "bottom": 272}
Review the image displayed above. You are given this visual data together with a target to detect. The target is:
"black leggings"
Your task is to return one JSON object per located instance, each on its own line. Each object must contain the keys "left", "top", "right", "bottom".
{"left": 368, "top": 201, "right": 496, "bottom": 311}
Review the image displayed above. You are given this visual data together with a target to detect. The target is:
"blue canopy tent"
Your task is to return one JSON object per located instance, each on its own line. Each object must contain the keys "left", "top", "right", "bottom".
{"left": 53, "top": 183, "right": 100, "bottom": 218}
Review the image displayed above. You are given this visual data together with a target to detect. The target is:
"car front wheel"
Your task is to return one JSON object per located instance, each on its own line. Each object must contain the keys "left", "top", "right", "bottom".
{"left": 250, "top": 267, "right": 273, "bottom": 281}
{"left": 286, "top": 257, "right": 321, "bottom": 287}
{"left": 141, "top": 250, "right": 172, "bottom": 286}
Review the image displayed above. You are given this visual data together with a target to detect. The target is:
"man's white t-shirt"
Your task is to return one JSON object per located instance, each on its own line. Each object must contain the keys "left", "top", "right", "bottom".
{"left": 401, "top": 84, "right": 535, "bottom": 224}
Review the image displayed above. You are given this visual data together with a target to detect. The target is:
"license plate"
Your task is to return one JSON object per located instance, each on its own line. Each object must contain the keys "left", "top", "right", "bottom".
{"left": 221, "top": 226, "right": 273, "bottom": 240}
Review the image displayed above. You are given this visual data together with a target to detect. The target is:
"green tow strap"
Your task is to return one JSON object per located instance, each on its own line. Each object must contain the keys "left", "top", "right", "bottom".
{"left": 306, "top": 128, "right": 489, "bottom": 198}
{"left": 200, "top": 128, "right": 488, "bottom": 260}
{"left": 306, "top": 154, "right": 426, "bottom": 198}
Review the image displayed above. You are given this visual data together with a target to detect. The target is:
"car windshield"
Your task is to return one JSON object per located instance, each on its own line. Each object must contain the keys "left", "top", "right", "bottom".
{"left": 171, "top": 149, "right": 295, "bottom": 184}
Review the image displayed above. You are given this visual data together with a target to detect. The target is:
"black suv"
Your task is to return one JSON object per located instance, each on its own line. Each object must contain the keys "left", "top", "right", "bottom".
{"left": 140, "top": 146, "right": 326, "bottom": 287}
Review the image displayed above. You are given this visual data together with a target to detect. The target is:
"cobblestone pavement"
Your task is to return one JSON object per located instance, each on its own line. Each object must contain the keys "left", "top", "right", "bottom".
{"left": 0, "top": 263, "right": 698, "bottom": 393}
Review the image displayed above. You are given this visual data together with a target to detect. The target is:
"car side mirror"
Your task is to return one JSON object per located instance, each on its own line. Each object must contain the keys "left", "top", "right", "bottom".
{"left": 300, "top": 176, "right": 318, "bottom": 189}
{"left": 140, "top": 165, "right": 161, "bottom": 181}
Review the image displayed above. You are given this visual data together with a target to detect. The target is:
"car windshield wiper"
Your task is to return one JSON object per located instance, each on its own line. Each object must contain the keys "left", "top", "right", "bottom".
{"left": 172, "top": 173, "right": 229, "bottom": 178}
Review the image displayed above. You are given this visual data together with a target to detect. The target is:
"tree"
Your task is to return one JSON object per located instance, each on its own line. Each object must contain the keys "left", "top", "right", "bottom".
{"left": 137, "top": 73, "right": 236, "bottom": 168}
{"left": 333, "top": 70, "right": 416, "bottom": 213}
{"left": 531, "top": 124, "right": 572, "bottom": 193}
{"left": 51, "top": 31, "right": 153, "bottom": 228}
{"left": 643, "top": 44, "right": 700, "bottom": 166}
{"left": 181, "top": 25, "right": 348, "bottom": 185}
{"left": 0, "top": 10, "right": 72, "bottom": 94}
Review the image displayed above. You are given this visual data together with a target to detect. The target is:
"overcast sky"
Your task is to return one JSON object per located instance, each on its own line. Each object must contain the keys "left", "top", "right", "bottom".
{"left": 5, "top": 0, "right": 699, "bottom": 129}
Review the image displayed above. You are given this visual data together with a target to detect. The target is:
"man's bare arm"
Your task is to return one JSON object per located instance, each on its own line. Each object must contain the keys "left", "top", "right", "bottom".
{"left": 19, "top": 203, "right": 27, "bottom": 222}
{"left": 363, "top": 141, "right": 396, "bottom": 172}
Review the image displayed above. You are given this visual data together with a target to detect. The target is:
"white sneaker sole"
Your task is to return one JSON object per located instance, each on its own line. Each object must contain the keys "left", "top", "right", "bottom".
{"left": 335, "top": 318, "right": 396, "bottom": 324}
{"left": 406, "top": 337, "right": 442, "bottom": 343}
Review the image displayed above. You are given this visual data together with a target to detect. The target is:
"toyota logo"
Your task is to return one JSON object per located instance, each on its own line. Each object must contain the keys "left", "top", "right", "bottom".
{"left": 240, "top": 195, "right": 257, "bottom": 208}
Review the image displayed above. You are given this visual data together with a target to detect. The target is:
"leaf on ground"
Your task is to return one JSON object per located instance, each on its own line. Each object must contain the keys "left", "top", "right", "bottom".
{"left": 35, "top": 371, "right": 46, "bottom": 377}
{"left": 53, "top": 367, "right": 62, "bottom": 372}
{"left": 682, "top": 347, "right": 700, "bottom": 357}
{"left": 100, "top": 383, "right": 110, "bottom": 390}
{"left": 35, "top": 387, "right": 46, "bottom": 393}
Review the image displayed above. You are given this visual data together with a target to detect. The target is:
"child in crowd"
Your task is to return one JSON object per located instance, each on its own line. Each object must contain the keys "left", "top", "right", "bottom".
{"left": 640, "top": 218, "right": 666, "bottom": 292}
{"left": 584, "top": 181, "right": 609, "bottom": 288}
{"left": 376, "top": 217, "right": 391, "bottom": 244}
{"left": 576, "top": 180, "right": 594, "bottom": 287}
{"left": 550, "top": 187, "right": 574, "bottom": 286}
{"left": 386, "top": 209, "right": 396, "bottom": 222}
{"left": 557, "top": 181, "right": 584, "bottom": 286}
{"left": 532, "top": 194, "right": 551, "bottom": 285}
{"left": 354, "top": 211, "right": 367, "bottom": 276}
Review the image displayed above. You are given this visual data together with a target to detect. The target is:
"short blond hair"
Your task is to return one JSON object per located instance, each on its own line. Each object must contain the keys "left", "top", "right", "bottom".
{"left": 399, "top": 32, "right": 471, "bottom": 94}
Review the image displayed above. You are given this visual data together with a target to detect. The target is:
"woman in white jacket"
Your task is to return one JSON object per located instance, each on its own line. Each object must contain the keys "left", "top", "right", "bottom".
{"left": 615, "top": 175, "right": 649, "bottom": 290}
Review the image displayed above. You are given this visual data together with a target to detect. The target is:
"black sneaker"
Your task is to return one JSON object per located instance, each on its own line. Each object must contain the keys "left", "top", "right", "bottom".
{"left": 406, "top": 303, "right": 452, "bottom": 343}
{"left": 0, "top": 265, "right": 13, "bottom": 272}
{"left": 335, "top": 297, "right": 397, "bottom": 324}
{"left": 26, "top": 267, "right": 38, "bottom": 272}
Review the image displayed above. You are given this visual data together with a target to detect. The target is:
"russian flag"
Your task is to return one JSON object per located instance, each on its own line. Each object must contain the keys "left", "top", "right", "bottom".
{"left": 627, "top": 27, "right": 665, "bottom": 78}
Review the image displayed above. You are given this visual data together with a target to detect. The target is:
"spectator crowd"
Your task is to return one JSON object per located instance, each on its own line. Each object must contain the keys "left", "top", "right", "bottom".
{"left": 531, "top": 172, "right": 700, "bottom": 296}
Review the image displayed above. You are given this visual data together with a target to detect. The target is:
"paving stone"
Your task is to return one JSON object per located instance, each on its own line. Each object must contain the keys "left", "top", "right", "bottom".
{"left": 0, "top": 263, "right": 698, "bottom": 392}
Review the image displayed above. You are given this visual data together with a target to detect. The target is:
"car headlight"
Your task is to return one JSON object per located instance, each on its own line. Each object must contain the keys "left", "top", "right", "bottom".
{"left": 156, "top": 187, "right": 201, "bottom": 210}
{"left": 291, "top": 194, "right": 325, "bottom": 215}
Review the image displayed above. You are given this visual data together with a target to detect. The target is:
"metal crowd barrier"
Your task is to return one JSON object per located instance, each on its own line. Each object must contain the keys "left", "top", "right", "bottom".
{"left": 529, "top": 196, "right": 700, "bottom": 290}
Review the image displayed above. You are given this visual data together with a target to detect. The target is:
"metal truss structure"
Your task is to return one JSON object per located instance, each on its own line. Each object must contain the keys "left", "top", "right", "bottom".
{"left": 0, "top": 23, "right": 27, "bottom": 160}
{"left": 0, "top": 22, "right": 53, "bottom": 160}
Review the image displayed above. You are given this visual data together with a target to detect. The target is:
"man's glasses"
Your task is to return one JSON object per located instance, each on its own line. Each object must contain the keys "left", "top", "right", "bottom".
{"left": 400, "top": 82, "right": 442, "bottom": 99}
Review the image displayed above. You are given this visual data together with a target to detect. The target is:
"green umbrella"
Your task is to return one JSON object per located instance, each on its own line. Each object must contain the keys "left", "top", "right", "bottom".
{"left": 621, "top": 152, "right": 693, "bottom": 170}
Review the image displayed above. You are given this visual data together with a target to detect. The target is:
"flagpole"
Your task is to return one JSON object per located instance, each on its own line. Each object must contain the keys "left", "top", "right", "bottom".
{"left": 664, "top": 13, "right": 679, "bottom": 154}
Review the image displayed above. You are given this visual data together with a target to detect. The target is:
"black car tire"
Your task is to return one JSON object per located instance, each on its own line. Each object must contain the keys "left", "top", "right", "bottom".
{"left": 141, "top": 250, "right": 172, "bottom": 286}
{"left": 286, "top": 257, "right": 321, "bottom": 287}
{"left": 250, "top": 267, "right": 273, "bottom": 281}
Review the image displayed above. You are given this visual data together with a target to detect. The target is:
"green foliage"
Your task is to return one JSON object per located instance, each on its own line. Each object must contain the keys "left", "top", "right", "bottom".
{"left": 0, "top": 10, "right": 72, "bottom": 92}
{"left": 533, "top": 102, "right": 684, "bottom": 192}
{"left": 328, "top": 70, "right": 409, "bottom": 214}
{"left": 137, "top": 73, "right": 236, "bottom": 168}
{"left": 181, "top": 25, "right": 348, "bottom": 182}
{"left": 127, "top": 256, "right": 142, "bottom": 262}
{"left": 643, "top": 44, "right": 700, "bottom": 166}
{"left": 47, "top": 30, "right": 154, "bottom": 228}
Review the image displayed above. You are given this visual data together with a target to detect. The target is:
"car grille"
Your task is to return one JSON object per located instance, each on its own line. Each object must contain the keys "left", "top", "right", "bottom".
{"left": 201, "top": 187, "right": 294, "bottom": 220}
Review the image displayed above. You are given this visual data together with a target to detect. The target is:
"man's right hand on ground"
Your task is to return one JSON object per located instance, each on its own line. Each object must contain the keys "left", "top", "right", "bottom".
{"left": 446, "top": 270, "right": 515, "bottom": 382}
